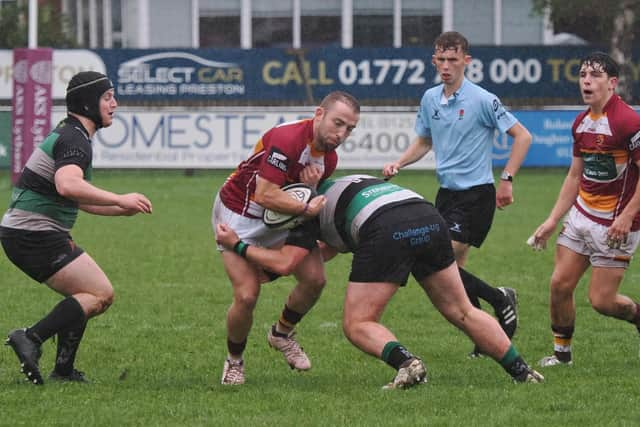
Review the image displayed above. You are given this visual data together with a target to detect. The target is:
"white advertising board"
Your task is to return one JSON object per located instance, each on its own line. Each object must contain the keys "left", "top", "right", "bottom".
{"left": 1, "top": 50, "right": 107, "bottom": 100}
{"left": 51, "top": 108, "right": 434, "bottom": 169}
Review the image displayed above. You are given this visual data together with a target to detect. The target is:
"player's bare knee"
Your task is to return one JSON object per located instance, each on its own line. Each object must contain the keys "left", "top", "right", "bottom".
{"left": 96, "top": 289, "right": 114, "bottom": 314}
{"left": 550, "top": 279, "right": 573, "bottom": 298}
{"left": 342, "top": 318, "right": 356, "bottom": 340}
{"left": 234, "top": 292, "right": 259, "bottom": 311}
{"left": 299, "top": 277, "right": 326, "bottom": 298}
{"left": 342, "top": 325, "right": 358, "bottom": 346}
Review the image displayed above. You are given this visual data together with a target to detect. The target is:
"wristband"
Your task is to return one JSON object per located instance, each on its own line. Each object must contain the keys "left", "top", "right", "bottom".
{"left": 233, "top": 240, "right": 250, "bottom": 258}
{"left": 301, "top": 203, "right": 310, "bottom": 216}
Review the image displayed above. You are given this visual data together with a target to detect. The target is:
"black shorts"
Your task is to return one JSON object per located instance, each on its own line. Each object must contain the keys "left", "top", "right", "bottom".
{"left": 0, "top": 227, "right": 84, "bottom": 283}
{"left": 349, "top": 202, "right": 455, "bottom": 285}
{"left": 435, "top": 184, "right": 496, "bottom": 248}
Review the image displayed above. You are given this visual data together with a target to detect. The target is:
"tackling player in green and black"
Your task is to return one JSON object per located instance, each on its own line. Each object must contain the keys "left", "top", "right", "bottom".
{"left": 216, "top": 174, "right": 543, "bottom": 387}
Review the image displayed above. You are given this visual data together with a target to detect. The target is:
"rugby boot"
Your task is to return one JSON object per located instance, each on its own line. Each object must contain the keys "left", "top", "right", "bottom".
{"left": 49, "top": 368, "right": 89, "bottom": 383}
{"left": 5, "top": 328, "right": 43, "bottom": 385}
{"left": 267, "top": 325, "right": 311, "bottom": 370}
{"left": 221, "top": 358, "right": 245, "bottom": 385}
{"left": 383, "top": 358, "right": 427, "bottom": 389}
{"left": 496, "top": 287, "right": 518, "bottom": 339}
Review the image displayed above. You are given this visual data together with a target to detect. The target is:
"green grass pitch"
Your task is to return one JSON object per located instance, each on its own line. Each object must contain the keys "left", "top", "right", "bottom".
{"left": 0, "top": 169, "right": 639, "bottom": 426}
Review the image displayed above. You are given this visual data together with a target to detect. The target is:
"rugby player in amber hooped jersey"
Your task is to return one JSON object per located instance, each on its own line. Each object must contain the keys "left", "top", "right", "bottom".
{"left": 531, "top": 52, "right": 640, "bottom": 368}
{"left": 212, "top": 91, "right": 360, "bottom": 385}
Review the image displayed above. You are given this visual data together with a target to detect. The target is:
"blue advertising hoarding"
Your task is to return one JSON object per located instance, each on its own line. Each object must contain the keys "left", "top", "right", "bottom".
{"left": 93, "top": 46, "right": 626, "bottom": 102}
{"left": 1, "top": 46, "right": 638, "bottom": 103}
{"left": 498, "top": 109, "right": 578, "bottom": 167}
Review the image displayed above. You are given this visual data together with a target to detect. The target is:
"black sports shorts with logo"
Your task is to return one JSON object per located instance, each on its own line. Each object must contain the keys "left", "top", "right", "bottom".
{"left": 435, "top": 184, "right": 496, "bottom": 248}
{"left": 349, "top": 201, "right": 455, "bottom": 285}
{"left": 0, "top": 227, "right": 84, "bottom": 283}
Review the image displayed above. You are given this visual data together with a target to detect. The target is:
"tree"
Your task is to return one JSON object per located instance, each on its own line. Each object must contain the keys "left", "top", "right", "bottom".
{"left": 532, "top": 0, "right": 640, "bottom": 102}
{"left": 610, "top": 2, "right": 635, "bottom": 100}
{"left": 0, "top": 2, "right": 76, "bottom": 48}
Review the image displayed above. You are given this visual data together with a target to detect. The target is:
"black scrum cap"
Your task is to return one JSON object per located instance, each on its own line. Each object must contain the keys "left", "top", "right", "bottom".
{"left": 65, "top": 71, "right": 114, "bottom": 128}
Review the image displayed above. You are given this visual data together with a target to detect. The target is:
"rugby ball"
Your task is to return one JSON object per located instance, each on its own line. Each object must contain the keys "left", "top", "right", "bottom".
{"left": 263, "top": 183, "right": 316, "bottom": 230}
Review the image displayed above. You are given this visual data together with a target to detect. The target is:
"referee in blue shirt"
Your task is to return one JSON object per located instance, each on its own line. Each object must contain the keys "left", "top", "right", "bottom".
{"left": 384, "top": 31, "right": 532, "bottom": 357}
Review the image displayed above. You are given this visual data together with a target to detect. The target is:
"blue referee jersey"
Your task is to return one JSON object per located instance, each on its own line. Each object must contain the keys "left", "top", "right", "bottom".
{"left": 415, "top": 78, "right": 517, "bottom": 190}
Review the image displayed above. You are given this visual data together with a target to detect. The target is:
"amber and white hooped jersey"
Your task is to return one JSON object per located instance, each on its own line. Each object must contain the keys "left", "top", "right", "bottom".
{"left": 572, "top": 95, "right": 640, "bottom": 230}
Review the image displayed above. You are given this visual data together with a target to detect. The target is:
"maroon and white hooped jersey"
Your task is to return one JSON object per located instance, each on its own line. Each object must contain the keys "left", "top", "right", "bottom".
{"left": 219, "top": 118, "right": 337, "bottom": 218}
{"left": 572, "top": 95, "right": 640, "bottom": 230}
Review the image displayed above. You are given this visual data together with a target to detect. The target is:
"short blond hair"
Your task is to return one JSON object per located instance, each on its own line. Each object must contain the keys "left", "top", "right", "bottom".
{"left": 319, "top": 91, "right": 360, "bottom": 114}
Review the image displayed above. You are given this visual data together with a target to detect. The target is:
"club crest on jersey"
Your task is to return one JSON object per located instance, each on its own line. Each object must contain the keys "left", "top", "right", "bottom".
{"left": 629, "top": 130, "right": 640, "bottom": 150}
{"left": 266, "top": 147, "right": 289, "bottom": 172}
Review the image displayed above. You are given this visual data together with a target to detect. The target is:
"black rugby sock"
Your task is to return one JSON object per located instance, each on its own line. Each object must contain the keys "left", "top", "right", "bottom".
{"left": 54, "top": 318, "right": 88, "bottom": 376}
{"left": 227, "top": 338, "right": 247, "bottom": 358}
{"left": 27, "top": 296, "right": 86, "bottom": 344}
{"left": 276, "top": 304, "right": 304, "bottom": 334}
{"left": 459, "top": 268, "right": 502, "bottom": 310}
{"left": 458, "top": 268, "right": 482, "bottom": 309}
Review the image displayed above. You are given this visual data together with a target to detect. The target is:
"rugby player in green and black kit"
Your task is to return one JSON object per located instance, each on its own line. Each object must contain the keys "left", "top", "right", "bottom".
{"left": 1, "top": 71, "right": 152, "bottom": 385}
